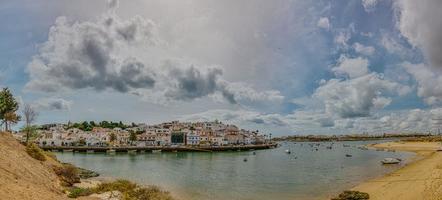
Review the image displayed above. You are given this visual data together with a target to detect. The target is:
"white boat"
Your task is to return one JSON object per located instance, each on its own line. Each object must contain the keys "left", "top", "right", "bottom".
{"left": 106, "top": 149, "right": 116, "bottom": 154}
{"left": 381, "top": 158, "right": 401, "bottom": 164}
{"left": 285, "top": 149, "right": 291, "bottom": 154}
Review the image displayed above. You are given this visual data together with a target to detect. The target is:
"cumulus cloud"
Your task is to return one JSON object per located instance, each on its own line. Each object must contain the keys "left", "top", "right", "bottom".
{"left": 26, "top": 13, "right": 158, "bottom": 93}
{"left": 395, "top": 0, "right": 442, "bottom": 69}
{"left": 353, "top": 42, "right": 375, "bottom": 56}
{"left": 34, "top": 97, "right": 72, "bottom": 111}
{"left": 362, "top": 0, "right": 378, "bottom": 12}
{"left": 181, "top": 109, "right": 288, "bottom": 127}
{"left": 332, "top": 56, "right": 369, "bottom": 78}
{"left": 25, "top": 0, "right": 284, "bottom": 106}
{"left": 403, "top": 62, "right": 442, "bottom": 105}
{"left": 314, "top": 70, "right": 410, "bottom": 119}
{"left": 317, "top": 17, "right": 330, "bottom": 30}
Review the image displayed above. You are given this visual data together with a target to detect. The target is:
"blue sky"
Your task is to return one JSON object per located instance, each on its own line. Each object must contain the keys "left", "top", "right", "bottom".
{"left": 1, "top": 0, "right": 442, "bottom": 135}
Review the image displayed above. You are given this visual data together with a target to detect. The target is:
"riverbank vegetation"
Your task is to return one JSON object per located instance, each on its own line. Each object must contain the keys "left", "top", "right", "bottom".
{"left": 68, "top": 179, "right": 174, "bottom": 200}
{"left": 26, "top": 142, "right": 47, "bottom": 161}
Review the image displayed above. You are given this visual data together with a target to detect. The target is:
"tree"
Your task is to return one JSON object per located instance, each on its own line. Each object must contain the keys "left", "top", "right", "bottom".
{"left": 4, "top": 112, "right": 20, "bottom": 131}
{"left": 109, "top": 132, "right": 117, "bottom": 145}
{"left": 129, "top": 131, "right": 137, "bottom": 146}
{"left": 23, "top": 104, "right": 38, "bottom": 142}
{"left": 0, "top": 88, "right": 20, "bottom": 132}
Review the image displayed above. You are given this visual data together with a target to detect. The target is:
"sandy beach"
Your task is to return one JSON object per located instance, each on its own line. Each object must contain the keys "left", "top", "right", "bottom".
{"left": 353, "top": 141, "right": 442, "bottom": 200}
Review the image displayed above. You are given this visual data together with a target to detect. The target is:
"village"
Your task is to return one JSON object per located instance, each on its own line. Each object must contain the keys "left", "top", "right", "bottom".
{"left": 25, "top": 120, "right": 270, "bottom": 148}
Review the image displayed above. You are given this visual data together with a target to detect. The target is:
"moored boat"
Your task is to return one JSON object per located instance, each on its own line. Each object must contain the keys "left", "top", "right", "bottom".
{"left": 381, "top": 158, "right": 401, "bottom": 164}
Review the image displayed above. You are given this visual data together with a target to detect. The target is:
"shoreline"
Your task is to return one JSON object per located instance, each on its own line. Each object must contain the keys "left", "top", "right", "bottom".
{"left": 41, "top": 143, "right": 277, "bottom": 153}
{"left": 351, "top": 141, "right": 442, "bottom": 200}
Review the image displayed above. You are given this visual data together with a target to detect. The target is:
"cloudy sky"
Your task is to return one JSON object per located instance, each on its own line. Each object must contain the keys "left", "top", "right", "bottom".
{"left": 1, "top": 0, "right": 442, "bottom": 135}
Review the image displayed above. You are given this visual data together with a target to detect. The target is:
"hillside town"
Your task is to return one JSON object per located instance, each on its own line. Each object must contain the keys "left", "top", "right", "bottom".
{"left": 20, "top": 121, "right": 269, "bottom": 147}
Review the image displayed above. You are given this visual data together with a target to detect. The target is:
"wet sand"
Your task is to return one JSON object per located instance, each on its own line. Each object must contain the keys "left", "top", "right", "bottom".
{"left": 353, "top": 141, "right": 442, "bottom": 200}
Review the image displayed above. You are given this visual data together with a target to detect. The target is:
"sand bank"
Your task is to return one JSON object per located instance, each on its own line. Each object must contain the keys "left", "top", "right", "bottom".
{"left": 353, "top": 141, "right": 442, "bottom": 200}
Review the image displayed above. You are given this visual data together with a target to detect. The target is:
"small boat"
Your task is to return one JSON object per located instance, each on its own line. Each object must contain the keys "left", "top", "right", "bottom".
{"left": 285, "top": 149, "right": 291, "bottom": 154}
{"left": 252, "top": 152, "right": 256, "bottom": 155}
{"left": 343, "top": 144, "right": 350, "bottom": 147}
{"left": 326, "top": 146, "right": 332, "bottom": 149}
{"left": 345, "top": 154, "right": 352, "bottom": 157}
{"left": 381, "top": 158, "right": 401, "bottom": 164}
{"left": 106, "top": 149, "right": 116, "bottom": 154}
{"left": 243, "top": 158, "right": 248, "bottom": 162}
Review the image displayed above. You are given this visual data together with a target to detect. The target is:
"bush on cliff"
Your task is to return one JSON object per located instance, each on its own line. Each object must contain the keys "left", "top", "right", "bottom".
{"left": 53, "top": 163, "right": 80, "bottom": 186}
{"left": 69, "top": 179, "right": 174, "bottom": 200}
{"left": 25, "top": 143, "right": 46, "bottom": 161}
{"left": 332, "top": 190, "right": 369, "bottom": 200}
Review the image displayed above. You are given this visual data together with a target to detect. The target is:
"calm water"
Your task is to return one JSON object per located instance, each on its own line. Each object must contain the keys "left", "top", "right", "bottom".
{"left": 55, "top": 141, "right": 414, "bottom": 200}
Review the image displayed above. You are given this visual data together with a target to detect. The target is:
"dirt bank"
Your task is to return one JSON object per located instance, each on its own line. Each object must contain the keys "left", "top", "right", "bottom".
{"left": 0, "top": 132, "right": 74, "bottom": 200}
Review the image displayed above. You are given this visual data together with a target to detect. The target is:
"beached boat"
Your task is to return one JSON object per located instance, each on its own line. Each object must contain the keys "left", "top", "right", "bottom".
{"left": 381, "top": 158, "right": 401, "bottom": 164}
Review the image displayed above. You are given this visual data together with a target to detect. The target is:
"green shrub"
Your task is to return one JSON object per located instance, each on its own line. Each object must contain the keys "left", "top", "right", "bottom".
{"left": 130, "top": 186, "right": 174, "bottom": 200}
{"left": 25, "top": 143, "right": 46, "bottom": 161}
{"left": 94, "top": 180, "right": 138, "bottom": 193}
{"left": 53, "top": 163, "right": 80, "bottom": 186}
{"left": 44, "top": 151, "right": 57, "bottom": 160}
{"left": 332, "top": 190, "right": 369, "bottom": 200}
{"left": 68, "top": 187, "right": 93, "bottom": 198}
{"left": 93, "top": 180, "right": 174, "bottom": 200}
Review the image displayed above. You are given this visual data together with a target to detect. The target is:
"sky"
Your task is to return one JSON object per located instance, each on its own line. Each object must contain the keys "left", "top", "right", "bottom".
{"left": 1, "top": 0, "right": 442, "bottom": 135}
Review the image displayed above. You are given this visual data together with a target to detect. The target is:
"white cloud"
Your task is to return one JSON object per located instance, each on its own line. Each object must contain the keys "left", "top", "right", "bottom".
{"left": 314, "top": 73, "right": 402, "bottom": 118}
{"left": 395, "top": 0, "right": 442, "bottom": 68}
{"left": 353, "top": 42, "right": 375, "bottom": 56}
{"left": 334, "top": 31, "right": 351, "bottom": 47}
{"left": 25, "top": 1, "right": 284, "bottom": 106}
{"left": 34, "top": 97, "right": 72, "bottom": 111}
{"left": 181, "top": 109, "right": 288, "bottom": 127}
{"left": 317, "top": 17, "right": 330, "bottom": 30}
{"left": 332, "top": 56, "right": 369, "bottom": 78}
{"left": 403, "top": 62, "right": 442, "bottom": 105}
{"left": 362, "top": 0, "right": 378, "bottom": 12}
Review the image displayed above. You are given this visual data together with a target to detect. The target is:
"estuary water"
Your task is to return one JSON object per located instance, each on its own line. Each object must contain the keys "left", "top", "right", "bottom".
{"left": 55, "top": 141, "right": 414, "bottom": 200}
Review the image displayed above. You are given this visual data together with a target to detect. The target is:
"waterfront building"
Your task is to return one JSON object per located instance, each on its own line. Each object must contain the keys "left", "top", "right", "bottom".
{"left": 171, "top": 132, "right": 186, "bottom": 145}
{"left": 186, "top": 130, "right": 200, "bottom": 146}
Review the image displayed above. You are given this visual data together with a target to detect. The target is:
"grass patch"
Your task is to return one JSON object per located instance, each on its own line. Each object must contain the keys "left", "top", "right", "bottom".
{"left": 53, "top": 163, "right": 80, "bottom": 186}
{"left": 25, "top": 143, "right": 46, "bottom": 161}
{"left": 68, "top": 187, "right": 93, "bottom": 198}
{"left": 69, "top": 179, "right": 174, "bottom": 200}
{"left": 44, "top": 151, "right": 57, "bottom": 160}
{"left": 332, "top": 190, "right": 369, "bottom": 200}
